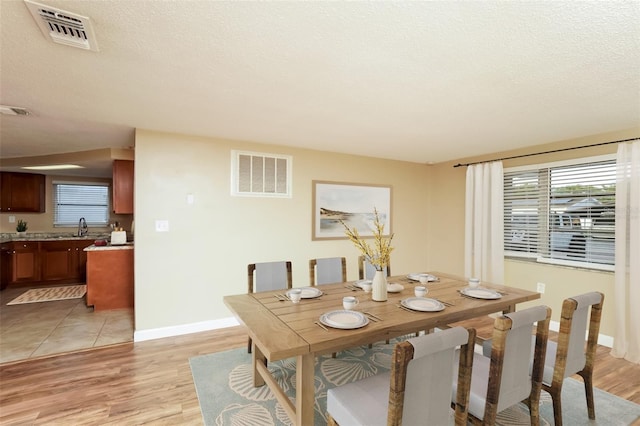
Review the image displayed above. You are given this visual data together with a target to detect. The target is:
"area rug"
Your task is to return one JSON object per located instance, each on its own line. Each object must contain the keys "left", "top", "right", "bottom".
{"left": 6, "top": 285, "right": 87, "bottom": 305}
{"left": 190, "top": 341, "right": 640, "bottom": 426}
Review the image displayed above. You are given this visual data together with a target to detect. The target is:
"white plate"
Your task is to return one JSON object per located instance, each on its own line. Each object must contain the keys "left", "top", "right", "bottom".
{"left": 387, "top": 283, "right": 404, "bottom": 293}
{"left": 401, "top": 297, "right": 445, "bottom": 312}
{"left": 460, "top": 287, "right": 502, "bottom": 300}
{"left": 319, "top": 310, "right": 369, "bottom": 329}
{"left": 407, "top": 273, "right": 439, "bottom": 282}
{"left": 288, "top": 287, "right": 323, "bottom": 299}
{"left": 353, "top": 280, "right": 372, "bottom": 289}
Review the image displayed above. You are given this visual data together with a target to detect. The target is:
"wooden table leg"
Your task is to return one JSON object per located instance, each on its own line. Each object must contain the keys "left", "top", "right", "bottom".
{"left": 296, "top": 353, "right": 315, "bottom": 426}
{"left": 252, "top": 342, "right": 266, "bottom": 387}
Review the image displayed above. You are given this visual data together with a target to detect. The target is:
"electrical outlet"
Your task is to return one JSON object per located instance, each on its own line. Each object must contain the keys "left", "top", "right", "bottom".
{"left": 155, "top": 220, "right": 169, "bottom": 232}
{"left": 8, "top": 215, "right": 15, "bottom": 223}
{"left": 537, "top": 282, "right": 546, "bottom": 294}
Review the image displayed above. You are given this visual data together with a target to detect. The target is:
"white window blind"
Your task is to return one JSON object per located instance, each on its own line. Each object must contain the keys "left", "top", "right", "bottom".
{"left": 53, "top": 182, "right": 110, "bottom": 226}
{"left": 504, "top": 158, "right": 616, "bottom": 268}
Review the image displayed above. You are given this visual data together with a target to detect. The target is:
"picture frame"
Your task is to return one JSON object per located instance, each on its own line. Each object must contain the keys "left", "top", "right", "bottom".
{"left": 312, "top": 180, "right": 392, "bottom": 240}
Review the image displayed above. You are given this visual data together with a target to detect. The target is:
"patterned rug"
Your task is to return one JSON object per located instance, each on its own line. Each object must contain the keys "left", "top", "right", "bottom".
{"left": 6, "top": 285, "right": 87, "bottom": 305}
{"left": 190, "top": 341, "right": 640, "bottom": 426}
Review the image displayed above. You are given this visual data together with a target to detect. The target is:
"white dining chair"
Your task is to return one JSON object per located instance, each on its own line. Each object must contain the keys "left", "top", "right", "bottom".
{"left": 309, "top": 257, "right": 347, "bottom": 286}
{"left": 454, "top": 305, "right": 551, "bottom": 425}
{"left": 327, "top": 326, "right": 476, "bottom": 426}
{"left": 535, "top": 291, "right": 603, "bottom": 426}
{"left": 246, "top": 261, "right": 292, "bottom": 353}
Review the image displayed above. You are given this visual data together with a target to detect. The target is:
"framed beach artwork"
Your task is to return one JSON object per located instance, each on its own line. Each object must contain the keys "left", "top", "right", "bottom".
{"left": 312, "top": 181, "right": 392, "bottom": 240}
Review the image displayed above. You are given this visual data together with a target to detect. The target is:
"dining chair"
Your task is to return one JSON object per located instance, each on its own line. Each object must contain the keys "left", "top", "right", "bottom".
{"left": 454, "top": 305, "right": 551, "bottom": 425}
{"left": 358, "top": 255, "right": 390, "bottom": 280}
{"left": 309, "top": 257, "right": 347, "bottom": 286}
{"left": 327, "top": 326, "right": 476, "bottom": 426}
{"left": 246, "top": 261, "right": 293, "bottom": 353}
{"left": 534, "top": 291, "right": 604, "bottom": 426}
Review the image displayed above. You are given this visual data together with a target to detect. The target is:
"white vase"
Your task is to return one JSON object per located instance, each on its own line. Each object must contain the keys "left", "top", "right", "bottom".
{"left": 371, "top": 270, "right": 388, "bottom": 302}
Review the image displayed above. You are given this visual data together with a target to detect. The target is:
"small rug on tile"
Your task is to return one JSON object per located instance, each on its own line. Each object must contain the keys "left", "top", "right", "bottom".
{"left": 6, "top": 285, "right": 86, "bottom": 305}
{"left": 190, "top": 342, "right": 640, "bottom": 426}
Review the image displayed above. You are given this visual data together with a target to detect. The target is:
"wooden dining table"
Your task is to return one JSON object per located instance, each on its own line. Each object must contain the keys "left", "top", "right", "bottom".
{"left": 223, "top": 271, "right": 541, "bottom": 426}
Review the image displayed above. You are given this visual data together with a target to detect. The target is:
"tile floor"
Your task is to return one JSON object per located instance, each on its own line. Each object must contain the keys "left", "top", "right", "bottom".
{"left": 0, "top": 284, "right": 133, "bottom": 364}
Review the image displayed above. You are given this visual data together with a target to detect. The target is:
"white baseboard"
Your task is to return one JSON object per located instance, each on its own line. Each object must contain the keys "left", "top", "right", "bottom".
{"left": 549, "top": 319, "right": 614, "bottom": 348}
{"left": 134, "top": 316, "right": 240, "bottom": 342}
{"left": 133, "top": 317, "right": 615, "bottom": 348}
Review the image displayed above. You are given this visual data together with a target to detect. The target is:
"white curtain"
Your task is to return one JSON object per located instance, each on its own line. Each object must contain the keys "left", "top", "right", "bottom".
{"left": 464, "top": 161, "right": 504, "bottom": 284}
{"left": 612, "top": 140, "right": 640, "bottom": 364}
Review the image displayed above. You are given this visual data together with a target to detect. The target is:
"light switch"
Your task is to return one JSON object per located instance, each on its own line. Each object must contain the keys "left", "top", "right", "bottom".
{"left": 187, "top": 194, "right": 194, "bottom": 205}
{"left": 155, "top": 220, "right": 169, "bottom": 232}
{"left": 8, "top": 216, "right": 15, "bottom": 223}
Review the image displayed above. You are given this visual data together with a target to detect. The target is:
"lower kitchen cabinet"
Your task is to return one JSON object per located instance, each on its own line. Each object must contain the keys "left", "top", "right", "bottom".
{"left": 40, "top": 240, "right": 93, "bottom": 282}
{"left": 1, "top": 243, "right": 13, "bottom": 290}
{"left": 40, "top": 241, "right": 75, "bottom": 281}
{"left": 10, "top": 241, "right": 40, "bottom": 284}
{"left": 86, "top": 247, "right": 134, "bottom": 311}
{"left": 1, "top": 239, "right": 94, "bottom": 287}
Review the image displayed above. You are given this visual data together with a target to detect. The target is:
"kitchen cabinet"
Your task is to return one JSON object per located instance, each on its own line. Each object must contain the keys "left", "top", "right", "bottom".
{"left": 10, "top": 241, "right": 40, "bottom": 284}
{"left": 86, "top": 246, "right": 134, "bottom": 311}
{"left": 40, "top": 240, "right": 94, "bottom": 282}
{"left": 112, "top": 160, "right": 134, "bottom": 214}
{"left": 40, "top": 241, "right": 76, "bottom": 281}
{"left": 1, "top": 242, "right": 11, "bottom": 290}
{"left": 74, "top": 240, "right": 92, "bottom": 282}
{"left": 0, "top": 172, "right": 46, "bottom": 213}
{"left": 1, "top": 239, "right": 94, "bottom": 287}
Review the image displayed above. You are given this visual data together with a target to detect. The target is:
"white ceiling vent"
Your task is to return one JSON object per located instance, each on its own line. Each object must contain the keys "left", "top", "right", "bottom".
{"left": 24, "top": 0, "right": 99, "bottom": 52}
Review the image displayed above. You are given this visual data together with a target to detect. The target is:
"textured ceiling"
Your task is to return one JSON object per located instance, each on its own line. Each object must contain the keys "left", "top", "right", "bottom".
{"left": 1, "top": 1, "right": 639, "bottom": 176}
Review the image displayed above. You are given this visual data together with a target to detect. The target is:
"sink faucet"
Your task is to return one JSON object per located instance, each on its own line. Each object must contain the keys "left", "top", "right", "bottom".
{"left": 78, "top": 217, "right": 88, "bottom": 237}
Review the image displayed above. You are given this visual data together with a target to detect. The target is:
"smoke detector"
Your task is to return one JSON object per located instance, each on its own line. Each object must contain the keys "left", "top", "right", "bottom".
{"left": 24, "top": 0, "right": 99, "bottom": 52}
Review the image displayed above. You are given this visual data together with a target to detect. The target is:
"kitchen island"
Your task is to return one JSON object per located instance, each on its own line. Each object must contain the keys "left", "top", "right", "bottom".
{"left": 85, "top": 243, "right": 134, "bottom": 311}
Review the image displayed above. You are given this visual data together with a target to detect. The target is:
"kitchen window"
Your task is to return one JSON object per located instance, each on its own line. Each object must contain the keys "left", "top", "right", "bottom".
{"left": 53, "top": 182, "right": 110, "bottom": 227}
{"left": 504, "top": 155, "right": 616, "bottom": 270}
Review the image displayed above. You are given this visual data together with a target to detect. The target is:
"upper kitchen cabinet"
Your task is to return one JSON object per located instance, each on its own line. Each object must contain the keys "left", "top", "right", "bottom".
{"left": 0, "top": 172, "right": 45, "bottom": 213}
{"left": 112, "top": 160, "right": 134, "bottom": 214}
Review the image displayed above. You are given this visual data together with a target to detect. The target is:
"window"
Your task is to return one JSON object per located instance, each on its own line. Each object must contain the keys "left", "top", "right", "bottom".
{"left": 230, "top": 150, "right": 292, "bottom": 198}
{"left": 53, "top": 182, "right": 110, "bottom": 227}
{"left": 504, "top": 156, "right": 616, "bottom": 270}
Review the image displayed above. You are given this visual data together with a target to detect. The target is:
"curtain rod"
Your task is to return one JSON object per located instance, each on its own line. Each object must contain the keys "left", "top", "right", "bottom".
{"left": 452, "top": 137, "right": 639, "bottom": 168}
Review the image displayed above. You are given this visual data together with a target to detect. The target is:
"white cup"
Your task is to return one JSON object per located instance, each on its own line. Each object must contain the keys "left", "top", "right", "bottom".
{"left": 289, "top": 289, "right": 302, "bottom": 303}
{"left": 468, "top": 278, "right": 480, "bottom": 289}
{"left": 361, "top": 282, "right": 372, "bottom": 293}
{"left": 419, "top": 275, "right": 429, "bottom": 284}
{"left": 414, "top": 286, "right": 427, "bottom": 297}
{"left": 343, "top": 296, "right": 359, "bottom": 310}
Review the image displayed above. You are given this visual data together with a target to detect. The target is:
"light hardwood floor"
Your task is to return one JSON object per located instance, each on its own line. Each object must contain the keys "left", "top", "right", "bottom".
{"left": 0, "top": 326, "right": 637, "bottom": 425}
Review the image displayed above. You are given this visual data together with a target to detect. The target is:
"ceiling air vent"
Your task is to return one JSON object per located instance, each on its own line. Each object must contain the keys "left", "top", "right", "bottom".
{"left": 24, "top": 0, "right": 99, "bottom": 52}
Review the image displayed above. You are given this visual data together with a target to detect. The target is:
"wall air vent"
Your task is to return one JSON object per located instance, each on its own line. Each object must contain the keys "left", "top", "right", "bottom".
{"left": 24, "top": 0, "right": 99, "bottom": 52}
{"left": 231, "top": 150, "right": 293, "bottom": 198}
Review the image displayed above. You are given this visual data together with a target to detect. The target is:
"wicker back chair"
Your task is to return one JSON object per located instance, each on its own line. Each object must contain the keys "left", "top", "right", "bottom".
{"left": 327, "top": 327, "right": 476, "bottom": 426}
{"left": 309, "top": 257, "right": 346, "bottom": 286}
{"left": 459, "top": 305, "right": 551, "bottom": 425}
{"left": 246, "top": 261, "right": 292, "bottom": 352}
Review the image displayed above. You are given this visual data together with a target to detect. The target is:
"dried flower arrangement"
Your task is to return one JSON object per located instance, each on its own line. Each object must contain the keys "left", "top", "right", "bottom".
{"left": 340, "top": 207, "right": 393, "bottom": 271}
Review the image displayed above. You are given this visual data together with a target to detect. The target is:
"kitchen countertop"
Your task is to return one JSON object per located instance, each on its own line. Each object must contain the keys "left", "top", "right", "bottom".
{"left": 0, "top": 233, "right": 111, "bottom": 243}
{"left": 85, "top": 243, "right": 134, "bottom": 251}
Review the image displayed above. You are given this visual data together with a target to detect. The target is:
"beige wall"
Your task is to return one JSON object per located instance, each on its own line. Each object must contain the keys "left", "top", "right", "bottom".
{"left": 134, "top": 129, "right": 431, "bottom": 332}
{"left": 0, "top": 174, "right": 132, "bottom": 234}
{"left": 428, "top": 127, "right": 639, "bottom": 338}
